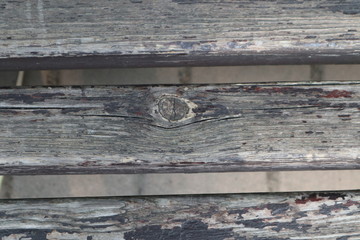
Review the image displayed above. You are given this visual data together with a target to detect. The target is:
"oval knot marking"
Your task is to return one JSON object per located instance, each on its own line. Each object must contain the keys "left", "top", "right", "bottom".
{"left": 158, "top": 97, "right": 190, "bottom": 121}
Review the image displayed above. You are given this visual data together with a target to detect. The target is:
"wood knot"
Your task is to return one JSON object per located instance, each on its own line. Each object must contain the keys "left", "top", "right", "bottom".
{"left": 158, "top": 97, "right": 190, "bottom": 121}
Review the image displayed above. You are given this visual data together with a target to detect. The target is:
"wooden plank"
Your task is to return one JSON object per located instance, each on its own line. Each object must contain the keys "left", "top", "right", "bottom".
{"left": 0, "top": 82, "right": 359, "bottom": 174}
{"left": 1, "top": 0, "right": 360, "bottom": 70}
{"left": 0, "top": 191, "right": 359, "bottom": 239}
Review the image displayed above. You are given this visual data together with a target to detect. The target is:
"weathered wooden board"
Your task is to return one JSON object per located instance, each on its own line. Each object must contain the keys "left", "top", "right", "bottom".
{"left": 0, "top": 191, "right": 359, "bottom": 239}
{"left": 1, "top": 0, "right": 360, "bottom": 69}
{"left": 0, "top": 82, "right": 359, "bottom": 174}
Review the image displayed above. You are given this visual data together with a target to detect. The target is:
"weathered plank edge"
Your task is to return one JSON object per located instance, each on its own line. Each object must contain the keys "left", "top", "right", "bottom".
{"left": 2, "top": 162, "right": 360, "bottom": 176}
{"left": 2, "top": 50, "right": 360, "bottom": 70}
{"left": 0, "top": 191, "right": 359, "bottom": 239}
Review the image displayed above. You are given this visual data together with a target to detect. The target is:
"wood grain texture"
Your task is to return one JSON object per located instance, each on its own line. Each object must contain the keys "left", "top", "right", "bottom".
{"left": 0, "top": 82, "right": 359, "bottom": 174}
{"left": 0, "top": 191, "right": 359, "bottom": 239}
{"left": 1, "top": 0, "right": 360, "bottom": 69}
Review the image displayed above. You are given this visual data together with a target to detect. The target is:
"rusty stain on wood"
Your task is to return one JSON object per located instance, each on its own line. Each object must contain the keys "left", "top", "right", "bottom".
{"left": 0, "top": 82, "right": 359, "bottom": 174}
{"left": 1, "top": 0, "right": 360, "bottom": 69}
{"left": 0, "top": 191, "right": 359, "bottom": 239}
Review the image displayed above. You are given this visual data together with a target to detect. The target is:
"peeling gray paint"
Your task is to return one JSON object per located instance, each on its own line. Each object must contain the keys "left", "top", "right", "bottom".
{"left": 0, "top": 192, "right": 358, "bottom": 239}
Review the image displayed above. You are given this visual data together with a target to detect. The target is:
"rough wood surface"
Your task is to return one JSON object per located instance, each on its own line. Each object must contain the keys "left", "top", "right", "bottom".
{"left": 1, "top": 0, "right": 360, "bottom": 69}
{"left": 0, "top": 82, "right": 359, "bottom": 174}
{"left": 0, "top": 191, "right": 359, "bottom": 239}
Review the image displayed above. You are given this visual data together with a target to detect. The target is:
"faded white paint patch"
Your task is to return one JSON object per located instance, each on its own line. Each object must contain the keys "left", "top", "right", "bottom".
{"left": 3, "top": 234, "right": 28, "bottom": 240}
{"left": 120, "top": 157, "right": 136, "bottom": 163}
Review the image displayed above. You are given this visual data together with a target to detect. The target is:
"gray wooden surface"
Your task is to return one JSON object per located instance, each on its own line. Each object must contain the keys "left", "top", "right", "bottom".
{"left": 1, "top": 0, "right": 360, "bottom": 69}
{"left": 0, "top": 191, "right": 359, "bottom": 239}
{"left": 0, "top": 82, "right": 359, "bottom": 174}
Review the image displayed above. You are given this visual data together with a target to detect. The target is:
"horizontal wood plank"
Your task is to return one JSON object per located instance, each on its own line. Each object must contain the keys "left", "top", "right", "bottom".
{"left": 0, "top": 191, "right": 359, "bottom": 239}
{"left": 0, "top": 82, "right": 359, "bottom": 174}
{"left": 1, "top": 0, "right": 360, "bottom": 69}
